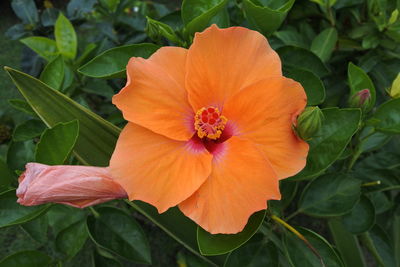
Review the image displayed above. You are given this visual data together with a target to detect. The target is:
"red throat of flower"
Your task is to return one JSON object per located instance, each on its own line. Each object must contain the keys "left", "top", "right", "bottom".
{"left": 194, "top": 106, "right": 227, "bottom": 140}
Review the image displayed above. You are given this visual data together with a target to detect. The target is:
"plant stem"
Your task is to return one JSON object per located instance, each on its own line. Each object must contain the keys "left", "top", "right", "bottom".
{"left": 285, "top": 210, "right": 300, "bottom": 221}
{"left": 89, "top": 206, "right": 100, "bottom": 218}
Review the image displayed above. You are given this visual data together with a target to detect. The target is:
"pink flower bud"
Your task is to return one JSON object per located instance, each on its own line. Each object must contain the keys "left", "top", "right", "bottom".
{"left": 17, "top": 163, "right": 127, "bottom": 208}
{"left": 349, "top": 89, "right": 371, "bottom": 109}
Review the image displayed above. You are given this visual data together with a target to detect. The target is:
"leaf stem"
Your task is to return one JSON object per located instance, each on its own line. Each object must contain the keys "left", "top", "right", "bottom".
{"left": 89, "top": 206, "right": 100, "bottom": 218}
{"left": 285, "top": 210, "right": 300, "bottom": 221}
{"left": 360, "top": 233, "right": 385, "bottom": 266}
{"left": 271, "top": 215, "right": 325, "bottom": 267}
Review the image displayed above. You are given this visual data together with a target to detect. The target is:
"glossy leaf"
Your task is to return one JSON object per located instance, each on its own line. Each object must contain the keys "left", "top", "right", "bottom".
{"left": 146, "top": 17, "right": 179, "bottom": 43}
{"left": 348, "top": 62, "right": 376, "bottom": 111}
{"left": 7, "top": 140, "right": 35, "bottom": 171}
{"left": 369, "top": 98, "right": 400, "bottom": 134}
{"left": 197, "top": 211, "right": 266, "bottom": 255}
{"left": 365, "top": 225, "right": 397, "bottom": 267}
{"left": 277, "top": 46, "right": 330, "bottom": 77}
{"left": 342, "top": 195, "right": 375, "bottom": 234}
{"left": 11, "top": 0, "right": 39, "bottom": 25}
{"left": 223, "top": 234, "right": 279, "bottom": 267}
{"left": 20, "top": 37, "right": 58, "bottom": 61}
{"left": 299, "top": 173, "right": 361, "bottom": 217}
{"left": 291, "top": 108, "right": 361, "bottom": 180}
{"left": 5, "top": 67, "right": 120, "bottom": 166}
{"left": 21, "top": 215, "right": 48, "bottom": 244}
{"left": 311, "top": 28, "right": 338, "bottom": 62}
{"left": 8, "top": 99, "right": 37, "bottom": 117}
{"left": 283, "top": 66, "right": 326, "bottom": 105}
{"left": 35, "top": 120, "right": 79, "bottom": 165}
{"left": 284, "top": 227, "right": 344, "bottom": 267}
{"left": 0, "top": 159, "right": 14, "bottom": 191}
{"left": 78, "top": 43, "right": 159, "bottom": 79}
{"left": 86, "top": 207, "right": 151, "bottom": 264}
{"left": 243, "top": 0, "right": 295, "bottom": 36}
{"left": 0, "top": 189, "right": 50, "bottom": 228}
{"left": 39, "top": 55, "right": 65, "bottom": 90}
{"left": 55, "top": 13, "right": 77, "bottom": 59}
{"left": 0, "top": 250, "right": 51, "bottom": 267}
{"left": 12, "top": 119, "right": 46, "bottom": 142}
{"left": 56, "top": 219, "right": 88, "bottom": 258}
{"left": 182, "top": 0, "right": 229, "bottom": 37}
{"left": 46, "top": 204, "right": 86, "bottom": 236}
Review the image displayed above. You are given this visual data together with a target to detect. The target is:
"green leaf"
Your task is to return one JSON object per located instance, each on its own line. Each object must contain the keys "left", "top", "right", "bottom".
{"left": 181, "top": 0, "right": 229, "bottom": 38}
{"left": 0, "top": 159, "right": 14, "bottom": 191}
{"left": 243, "top": 0, "right": 295, "bottom": 36}
{"left": 311, "top": 28, "right": 338, "bottom": 62}
{"left": 11, "top": 0, "right": 39, "bottom": 25}
{"left": 146, "top": 17, "right": 180, "bottom": 43}
{"left": 7, "top": 140, "right": 35, "bottom": 171}
{"left": 0, "top": 189, "right": 50, "bottom": 228}
{"left": 369, "top": 98, "right": 400, "bottom": 134}
{"left": 277, "top": 46, "right": 330, "bottom": 77}
{"left": 197, "top": 210, "right": 265, "bottom": 255}
{"left": 223, "top": 234, "right": 279, "bottom": 266}
{"left": 283, "top": 66, "right": 326, "bottom": 105}
{"left": 342, "top": 195, "right": 375, "bottom": 234}
{"left": 328, "top": 218, "right": 366, "bottom": 267}
{"left": 5, "top": 67, "right": 120, "bottom": 166}
{"left": 78, "top": 44, "right": 160, "bottom": 79}
{"left": 55, "top": 13, "right": 77, "bottom": 59}
{"left": 364, "top": 225, "right": 397, "bottom": 267}
{"left": 348, "top": 62, "right": 376, "bottom": 111}
{"left": 12, "top": 119, "right": 46, "bottom": 142}
{"left": 284, "top": 227, "right": 344, "bottom": 267}
{"left": 86, "top": 207, "right": 151, "bottom": 264}
{"left": 21, "top": 215, "right": 48, "bottom": 244}
{"left": 35, "top": 120, "right": 79, "bottom": 165}
{"left": 39, "top": 55, "right": 65, "bottom": 90}
{"left": 8, "top": 99, "right": 37, "bottom": 117}
{"left": 56, "top": 219, "right": 88, "bottom": 258}
{"left": 0, "top": 250, "right": 51, "bottom": 267}
{"left": 20, "top": 37, "right": 58, "bottom": 61}
{"left": 299, "top": 173, "right": 361, "bottom": 217}
{"left": 291, "top": 108, "right": 361, "bottom": 180}
{"left": 46, "top": 204, "right": 86, "bottom": 236}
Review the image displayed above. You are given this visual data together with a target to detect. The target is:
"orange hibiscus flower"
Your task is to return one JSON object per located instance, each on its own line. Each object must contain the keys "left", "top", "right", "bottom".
{"left": 110, "top": 25, "right": 309, "bottom": 234}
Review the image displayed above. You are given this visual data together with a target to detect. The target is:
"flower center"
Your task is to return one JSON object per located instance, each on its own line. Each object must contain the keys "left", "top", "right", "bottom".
{"left": 194, "top": 106, "right": 227, "bottom": 140}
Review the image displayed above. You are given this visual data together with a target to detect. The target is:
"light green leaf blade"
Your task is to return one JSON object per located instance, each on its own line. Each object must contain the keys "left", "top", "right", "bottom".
{"left": 20, "top": 36, "right": 58, "bottom": 61}
{"left": 311, "top": 28, "right": 338, "bottom": 62}
{"left": 78, "top": 43, "right": 160, "bottom": 79}
{"left": 35, "top": 120, "right": 79, "bottom": 165}
{"left": 55, "top": 13, "right": 77, "bottom": 59}
{"left": 39, "top": 54, "right": 65, "bottom": 90}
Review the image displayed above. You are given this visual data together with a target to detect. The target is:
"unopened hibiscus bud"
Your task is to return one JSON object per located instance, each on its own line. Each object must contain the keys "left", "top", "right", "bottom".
{"left": 388, "top": 73, "right": 400, "bottom": 99}
{"left": 296, "top": 107, "right": 324, "bottom": 141}
{"left": 349, "top": 89, "right": 371, "bottom": 109}
{"left": 17, "top": 163, "right": 127, "bottom": 208}
{"left": 145, "top": 17, "right": 179, "bottom": 43}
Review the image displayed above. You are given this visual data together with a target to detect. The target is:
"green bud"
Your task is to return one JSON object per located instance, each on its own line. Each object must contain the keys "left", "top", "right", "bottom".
{"left": 348, "top": 89, "right": 371, "bottom": 110}
{"left": 145, "top": 17, "right": 179, "bottom": 43}
{"left": 388, "top": 73, "right": 400, "bottom": 99}
{"left": 295, "top": 107, "right": 324, "bottom": 141}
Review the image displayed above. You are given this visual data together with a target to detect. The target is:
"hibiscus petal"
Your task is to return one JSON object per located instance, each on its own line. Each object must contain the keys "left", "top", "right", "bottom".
{"left": 186, "top": 24, "right": 282, "bottom": 111}
{"left": 179, "top": 136, "right": 280, "bottom": 234}
{"left": 17, "top": 163, "right": 127, "bottom": 208}
{"left": 113, "top": 47, "right": 194, "bottom": 141}
{"left": 223, "top": 77, "right": 309, "bottom": 179}
{"left": 109, "top": 123, "right": 213, "bottom": 213}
